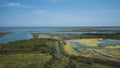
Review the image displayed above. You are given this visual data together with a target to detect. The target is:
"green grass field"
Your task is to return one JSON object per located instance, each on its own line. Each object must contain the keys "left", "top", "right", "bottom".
{"left": 0, "top": 54, "right": 52, "bottom": 68}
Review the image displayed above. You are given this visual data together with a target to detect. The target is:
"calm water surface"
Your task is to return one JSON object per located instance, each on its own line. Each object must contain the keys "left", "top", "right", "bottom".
{"left": 0, "top": 32, "right": 33, "bottom": 43}
{"left": 0, "top": 27, "right": 120, "bottom": 43}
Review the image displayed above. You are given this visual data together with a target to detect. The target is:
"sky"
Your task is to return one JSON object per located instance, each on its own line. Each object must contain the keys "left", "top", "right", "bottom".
{"left": 0, "top": 0, "right": 120, "bottom": 26}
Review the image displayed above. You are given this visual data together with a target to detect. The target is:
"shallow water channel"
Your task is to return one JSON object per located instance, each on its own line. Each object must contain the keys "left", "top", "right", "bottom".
{"left": 55, "top": 41, "right": 62, "bottom": 58}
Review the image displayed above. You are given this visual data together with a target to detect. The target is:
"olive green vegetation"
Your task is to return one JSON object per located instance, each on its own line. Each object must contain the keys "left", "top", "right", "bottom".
{"left": 63, "top": 39, "right": 120, "bottom": 68}
{"left": 48, "top": 32, "right": 120, "bottom": 40}
{"left": 31, "top": 33, "right": 39, "bottom": 39}
{"left": 80, "top": 33, "right": 120, "bottom": 40}
{"left": 0, "top": 38, "right": 120, "bottom": 68}
{"left": 0, "top": 54, "right": 52, "bottom": 68}
{"left": 0, "top": 38, "right": 70, "bottom": 68}
{"left": 0, "top": 38, "right": 56, "bottom": 54}
{"left": 0, "top": 38, "right": 58, "bottom": 68}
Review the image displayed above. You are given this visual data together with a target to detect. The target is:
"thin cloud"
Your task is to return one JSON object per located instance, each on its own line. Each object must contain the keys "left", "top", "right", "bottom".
{"left": 78, "top": 9, "right": 120, "bottom": 14}
{"left": 0, "top": 1, "right": 32, "bottom": 8}
{"left": 52, "top": 0, "right": 63, "bottom": 2}
{"left": 33, "top": 10, "right": 46, "bottom": 14}
{"left": 47, "top": 0, "right": 64, "bottom": 3}
{"left": 7, "top": 2, "right": 21, "bottom": 7}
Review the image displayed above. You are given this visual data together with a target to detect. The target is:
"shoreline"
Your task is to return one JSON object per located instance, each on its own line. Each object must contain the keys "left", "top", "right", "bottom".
{"left": 0, "top": 32, "right": 11, "bottom": 37}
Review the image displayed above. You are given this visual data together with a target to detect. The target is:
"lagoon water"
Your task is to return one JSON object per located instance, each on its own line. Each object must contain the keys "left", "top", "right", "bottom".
{"left": 0, "top": 32, "right": 33, "bottom": 43}
{"left": 0, "top": 27, "right": 120, "bottom": 32}
{"left": 0, "top": 27, "right": 120, "bottom": 43}
{"left": 91, "top": 26, "right": 120, "bottom": 30}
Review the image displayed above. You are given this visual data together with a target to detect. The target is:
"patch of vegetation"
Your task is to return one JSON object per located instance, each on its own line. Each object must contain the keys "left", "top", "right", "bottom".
{"left": 0, "top": 38, "right": 59, "bottom": 68}
{"left": 64, "top": 39, "right": 120, "bottom": 68}
{"left": 64, "top": 41, "right": 80, "bottom": 56}
{"left": 0, "top": 38, "right": 56, "bottom": 55}
{"left": 0, "top": 32, "right": 11, "bottom": 37}
{"left": 0, "top": 54, "right": 52, "bottom": 68}
{"left": 80, "top": 33, "right": 120, "bottom": 40}
{"left": 71, "top": 38, "right": 102, "bottom": 47}
{"left": 31, "top": 33, "right": 39, "bottom": 39}
{"left": 0, "top": 37, "right": 120, "bottom": 68}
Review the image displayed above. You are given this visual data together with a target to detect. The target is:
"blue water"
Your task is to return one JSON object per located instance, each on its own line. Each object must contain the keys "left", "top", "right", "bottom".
{"left": 0, "top": 26, "right": 120, "bottom": 43}
{"left": 0, "top": 27, "right": 58, "bottom": 32}
{"left": 72, "top": 42, "right": 87, "bottom": 48}
{"left": 0, "top": 26, "right": 120, "bottom": 32}
{"left": 55, "top": 41, "right": 62, "bottom": 58}
{"left": 0, "top": 32, "right": 33, "bottom": 43}
{"left": 100, "top": 40, "right": 120, "bottom": 46}
{"left": 91, "top": 26, "right": 120, "bottom": 30}
{"left": 34, "top": 32, "right": 113, "bottom": 35}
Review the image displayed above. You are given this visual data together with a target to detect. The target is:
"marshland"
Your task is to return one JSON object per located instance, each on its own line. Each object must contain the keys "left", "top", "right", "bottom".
{"left": 0, "top": 27, "right": 120, "bottom": 68}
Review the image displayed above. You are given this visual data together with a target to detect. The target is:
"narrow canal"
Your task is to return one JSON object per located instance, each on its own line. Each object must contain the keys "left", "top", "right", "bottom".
{"left": 55, "top": 41, "right": 62, "bottom": 58}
